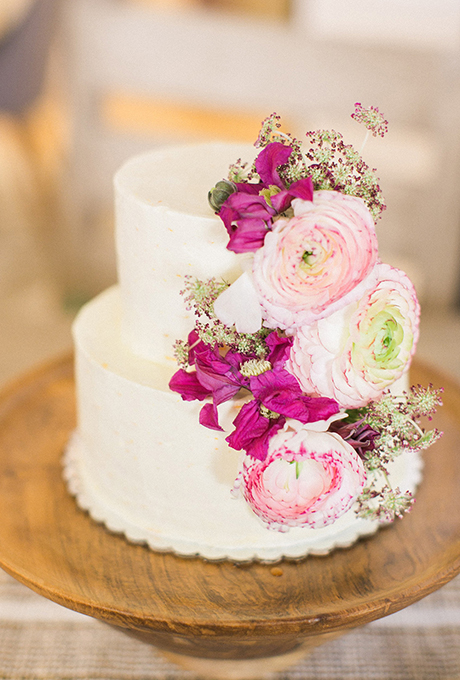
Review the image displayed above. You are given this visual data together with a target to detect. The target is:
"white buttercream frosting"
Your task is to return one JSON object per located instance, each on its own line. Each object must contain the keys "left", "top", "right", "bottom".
{"left": 115, "top": 143, "right": 254, "bottom": 363}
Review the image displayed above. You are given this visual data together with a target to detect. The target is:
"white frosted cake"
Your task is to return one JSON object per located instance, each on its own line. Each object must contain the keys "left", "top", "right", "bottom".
{"left": 64, "top": 113, "right": 441, "bottom": 562}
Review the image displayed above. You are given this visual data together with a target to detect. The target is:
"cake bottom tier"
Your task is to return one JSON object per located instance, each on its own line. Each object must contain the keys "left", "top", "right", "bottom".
{"left": 64, "top": 286, "right": 423, "bottom": 563}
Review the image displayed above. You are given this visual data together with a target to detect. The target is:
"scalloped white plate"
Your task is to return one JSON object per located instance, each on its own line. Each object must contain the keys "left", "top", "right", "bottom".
{"left": 63, "top": 435, "right": 423, "bottom": 563}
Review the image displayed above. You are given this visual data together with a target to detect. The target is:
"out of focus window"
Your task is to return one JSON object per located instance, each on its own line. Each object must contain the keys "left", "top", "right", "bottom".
{"left": 125, "top": 0, "right": 291, "bottom": 21}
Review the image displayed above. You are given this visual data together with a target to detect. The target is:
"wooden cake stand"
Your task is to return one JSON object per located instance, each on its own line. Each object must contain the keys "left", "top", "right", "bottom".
{"left": 0, "top": 355, "right": 459, "bottom": 679}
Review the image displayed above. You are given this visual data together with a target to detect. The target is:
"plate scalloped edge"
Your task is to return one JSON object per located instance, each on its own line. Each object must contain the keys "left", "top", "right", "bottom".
{"left": 62, "top": 432, "right": 424, "bottom": 564}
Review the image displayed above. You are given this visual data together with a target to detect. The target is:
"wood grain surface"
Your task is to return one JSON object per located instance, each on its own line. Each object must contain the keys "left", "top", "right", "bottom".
{"left": 0, "top": 354, "right": 458, "bottom": 661}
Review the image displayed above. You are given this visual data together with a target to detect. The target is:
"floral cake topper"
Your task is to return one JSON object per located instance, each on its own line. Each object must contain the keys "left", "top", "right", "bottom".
{"left": 170, "top": 105, "right": 442, "bottom": 531}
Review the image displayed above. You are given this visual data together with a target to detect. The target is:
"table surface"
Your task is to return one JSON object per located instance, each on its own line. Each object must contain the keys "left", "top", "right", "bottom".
{"left": 0, "top": 354, "right": 458, "bottom": 644}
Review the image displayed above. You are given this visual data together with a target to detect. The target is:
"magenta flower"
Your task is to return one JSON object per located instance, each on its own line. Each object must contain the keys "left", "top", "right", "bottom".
{"left": 169, "top": 332, "right": 249, "bottom": 431}
{"left": 226, "top": 365, "right": 339, "bottom": 461}
{"left": 226, "top": 399, "right": 287, "bottom": 462}
{"left": 254, "top": 141, "right": 314, "bottom": 211}
{"left": 255, "top": 141, "right": 293, "bottom": 186}
{"left": 169, "top": 330, "right": 298, "bottom": 434}
{"left": 169, "top": 369, "right": 211, "bottom": 402}
{"left": 170, "top": 327, "right": 339, "bottom": 448}
{"left": 265, "top": 327, "right": 293, "bottom": 367}
{"left": 250, "top": 370, "right": 339, "bottom": 423}
{"left": 220, "top": 193, "right": 276, "bottom": 253}
{"left": 218, "top": 142, "right": 314, "bottom": 253}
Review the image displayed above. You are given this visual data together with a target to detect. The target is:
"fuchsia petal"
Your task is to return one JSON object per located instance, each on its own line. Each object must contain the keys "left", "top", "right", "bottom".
{"left": 276, "top": 395, "right": 340, "bottom": 423}
{"left": 250, "top": 370, "right": 340, "bottom": 424}
{"left": 212, "top": 383, "right": 242, "bottom": 406}
{"left": 269, "top": 190, "right": 292, "bottom": 214}
{"left": 288, "top": 177, "right": 314, "bottom": 201}
{"left": 172, "top": 341, "right": 249, "bottom": 409}
{"left": 194, "top": 345, "right": 231, "bottom": 376}
{"left": 270, "top": 177, "right": 314, "bottom": 213}
{"left": 195, "top": 356, "right": 241, "bottom": 394}
{"left": 187, "top": 329, "right": 206, "bottom": 365}
{"left": 199, "top": 403, "right": 223, "bottom": 431}
{"left": 227, "top": 219, "right": 269, "bottom": 253}
{"left": 226, "top": 401, "right": 268, "bottom": 450}
{"left": 225, "top": 400, "right": 286, "bottom": 461}
{"left": 250, "top": 369, "right": 301, "bottom": 401}
{"left": 225, "top": 192, "right": 275, "bottom": 219}
{"left": 255, "top": 142, "right": 292, "bottom": 187}
{"left": 219, "top": 204, "right": 239, "bottom": 236}
{"left": 169, "top": 369, "right": 211, "bottom": 401}
{"left": 245, "top": 419, "right": 286, "bottom": 461}
{"left": 219, "top": 158, "right": 280, "bottom": 253}
{"left": 265, "top": 331, "right": 293, "bottom": 369}
{"left": 234, "top": 182, "right": 265, "bottom": 194}
{"left": 220, "top": 191, "right": 273, "bottom": 238}
{"left": 225, "top": 349, "right": 250, "bottom": 371}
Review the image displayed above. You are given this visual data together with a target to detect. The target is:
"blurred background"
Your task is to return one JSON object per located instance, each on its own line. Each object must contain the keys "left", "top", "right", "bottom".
{"left": 1, "top": 0, "right": 460, "bottom": 385}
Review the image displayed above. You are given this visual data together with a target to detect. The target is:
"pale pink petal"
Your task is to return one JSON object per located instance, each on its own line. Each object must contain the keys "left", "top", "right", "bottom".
{"left": 252, "top": 191, "right": 379, "bottom": 331}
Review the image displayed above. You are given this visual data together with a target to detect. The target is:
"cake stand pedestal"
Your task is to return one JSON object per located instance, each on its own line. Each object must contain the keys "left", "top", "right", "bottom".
{"left": 0, "top": 355, "right": 459, "bottom": 679}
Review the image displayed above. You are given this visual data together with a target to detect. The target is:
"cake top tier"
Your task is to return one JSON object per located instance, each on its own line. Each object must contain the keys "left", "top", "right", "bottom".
{"left": 115, "top": 142, "right": 254, "bottom": 217}
{"left": 114, "top": 142, "right": 254, "bottom": 365}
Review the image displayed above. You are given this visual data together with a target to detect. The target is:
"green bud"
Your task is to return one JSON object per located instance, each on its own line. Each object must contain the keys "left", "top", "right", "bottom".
{"left": 208, "top": 179, "right": 237, "bottom": 212}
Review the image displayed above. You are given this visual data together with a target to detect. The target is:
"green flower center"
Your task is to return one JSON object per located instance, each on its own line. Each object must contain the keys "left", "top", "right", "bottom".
{"left": 302, "top": 250, "right": 315, "bottom": 266}
{"left": 370, "top": 312, "right": 404, "bottom": 364}
{"left": 292, "top": 460, "right": 304, "bottom": 479}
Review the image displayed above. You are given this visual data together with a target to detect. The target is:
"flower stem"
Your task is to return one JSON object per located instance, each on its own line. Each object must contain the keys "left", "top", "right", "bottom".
{"left": 410, "top": 418, "right": 425, "bottom": 438}
{"left": 359, "top": 130, "right": 370, "bottom": 154}
{"left": 381, "top": 469, "right": 391, "bottom": 489}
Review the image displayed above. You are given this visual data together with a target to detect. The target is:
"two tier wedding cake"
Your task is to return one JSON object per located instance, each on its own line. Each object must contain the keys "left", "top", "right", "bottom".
{"left": 64, "top": 108, "right": 442, "bottom": 562}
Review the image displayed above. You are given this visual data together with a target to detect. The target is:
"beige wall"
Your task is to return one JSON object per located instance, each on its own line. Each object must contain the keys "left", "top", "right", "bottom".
{"left": 55, "top": 0, "right": 460, "bottom": 306}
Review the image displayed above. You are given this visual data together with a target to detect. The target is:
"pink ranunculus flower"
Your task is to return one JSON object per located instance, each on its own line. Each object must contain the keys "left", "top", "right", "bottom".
{"left": 252, "top": 190, "right": 378, "bottom": 331}
{"left": 287, "top": 262, "right": 420, "bottom": 409}
{"left": 242, "top": 418, "right": 366, "bottom": 529}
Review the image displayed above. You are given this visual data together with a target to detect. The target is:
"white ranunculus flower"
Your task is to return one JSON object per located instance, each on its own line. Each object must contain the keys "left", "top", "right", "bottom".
{"left": 287, "top": 263, "right": 420, "bottom": 409}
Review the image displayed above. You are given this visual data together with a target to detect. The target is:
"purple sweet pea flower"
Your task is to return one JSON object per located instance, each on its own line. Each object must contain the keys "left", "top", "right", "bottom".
{"left": 169, "top": 340, "right": 251, "bottom": 430}
{"left": 220, "top": 193, "right": 276, "bottom": 253}
{"left": 217, "top": 142, "right": 314, "bottom": 254}
{"left": 227, "top": 218, "right": 271, "bottom": 253}
{"left": 226, "top": 400, "right": 286, "bottom": 461}
{"left": 270, "top": 177, "right": 314, "bottom": 213}
{"left": 255, "top": 142, "right": 293, "bottom": 187}
{"left": 225, "top": 339, "right": 340, "bottom": 460}
{"left": 220, "top": 193, "right": 276, "bottom": 233}
{"left": 250, "top": 370, "right": 339, "bottom": 425}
